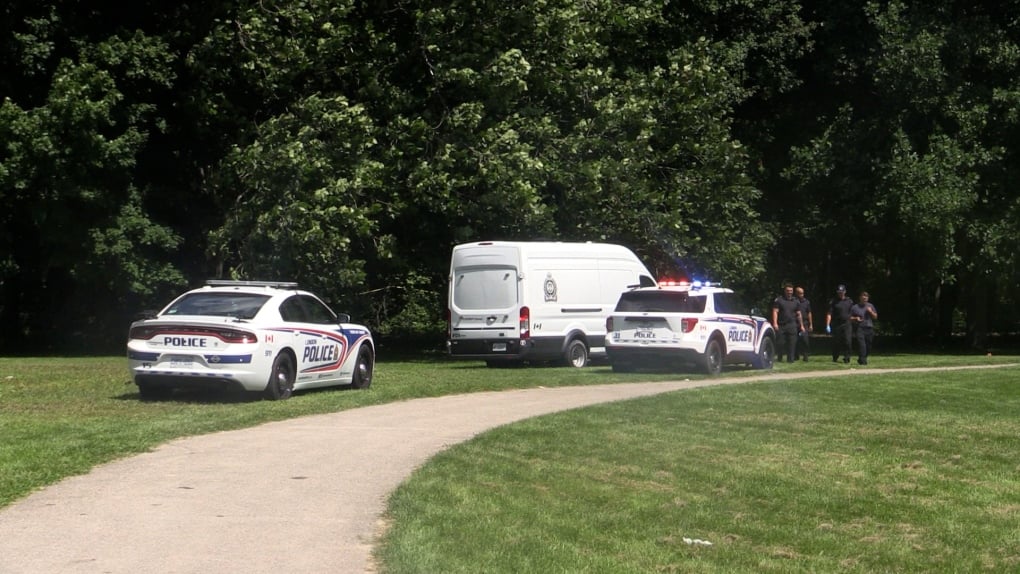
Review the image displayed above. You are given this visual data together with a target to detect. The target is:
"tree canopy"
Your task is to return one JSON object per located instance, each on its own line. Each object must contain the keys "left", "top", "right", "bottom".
{"left": 1, "top": 0, "right": 1017, "bottom": 353}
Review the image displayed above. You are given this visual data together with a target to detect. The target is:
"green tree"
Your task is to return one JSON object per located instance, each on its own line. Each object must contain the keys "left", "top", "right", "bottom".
{"left": 772, "top": 0, "right": 1020, "bottom": 344}
{"left": 0, "top": 21, "right": 184, "bottom": 351}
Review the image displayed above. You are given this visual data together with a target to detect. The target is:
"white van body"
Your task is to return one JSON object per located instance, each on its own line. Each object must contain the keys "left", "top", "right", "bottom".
{"left": 447, "top": 241, "right": 656, "bottom": 367}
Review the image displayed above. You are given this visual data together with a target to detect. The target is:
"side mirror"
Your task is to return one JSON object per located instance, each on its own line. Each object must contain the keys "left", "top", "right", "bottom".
{"left": 336, "top": 313, "right": 351, "bottom": 324}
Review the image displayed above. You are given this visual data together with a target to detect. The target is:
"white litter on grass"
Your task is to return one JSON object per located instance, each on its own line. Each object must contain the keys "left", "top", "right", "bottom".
{"left": 682, "top": 537, "right": 713, "bottom": 546}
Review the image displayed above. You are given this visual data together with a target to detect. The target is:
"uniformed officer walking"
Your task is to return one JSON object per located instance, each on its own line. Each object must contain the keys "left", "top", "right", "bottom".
{"left": 771, "top": 283, "right": 802, "bottom": 364}
{"left": 825, "top": 285, "right": 853, "bottom": 363}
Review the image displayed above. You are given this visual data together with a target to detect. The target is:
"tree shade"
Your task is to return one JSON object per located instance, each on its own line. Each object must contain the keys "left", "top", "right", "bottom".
{"left": 0, "top": 0, "right": 1017, "bottom": 353}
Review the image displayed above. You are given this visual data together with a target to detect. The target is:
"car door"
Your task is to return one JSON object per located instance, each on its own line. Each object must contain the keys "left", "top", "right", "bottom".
{"left": 713, "top": 292, "right": 757, "bottom": 354}
{"left": 282, "top": 294, "right": 349, "bottom": 385}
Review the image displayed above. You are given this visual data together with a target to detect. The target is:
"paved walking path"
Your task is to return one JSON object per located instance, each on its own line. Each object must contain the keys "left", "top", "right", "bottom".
{"left": 0, "top": 365, "right": 1013, "bottom": 573}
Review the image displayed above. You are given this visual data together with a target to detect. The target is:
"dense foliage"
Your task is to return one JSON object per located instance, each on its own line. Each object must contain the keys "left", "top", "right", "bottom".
{"left": 1, "top": 0, "right": 1017, "bottom": 353}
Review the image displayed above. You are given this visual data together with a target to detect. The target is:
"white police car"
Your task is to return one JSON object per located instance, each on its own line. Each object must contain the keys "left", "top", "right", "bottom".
{"left": 126, "top": 280, "right": 374, "bottom": 400}
{"left": 605, "top": 281, "right": 775, "bottom": 375}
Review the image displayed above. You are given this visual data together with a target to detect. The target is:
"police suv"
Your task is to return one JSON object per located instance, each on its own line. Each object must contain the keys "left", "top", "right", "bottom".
{"left": 126, "top": 280, "right": 374, "bottom": 400}
{"left": 605, "top": 281, "right": 775, "bottom": 375}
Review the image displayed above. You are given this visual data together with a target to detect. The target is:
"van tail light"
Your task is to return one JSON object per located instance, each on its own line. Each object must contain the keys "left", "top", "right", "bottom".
{"left": 444, "top": 308, "right": 451, "bottom": 338}
{"left": 606, "top": 317, "right": 614, "bottom": 331}
{"left": 681, "top": 318, "right": 699, "bottom": 333}
{"left": 519, "top": 306, "right": 531, "bottom": 339}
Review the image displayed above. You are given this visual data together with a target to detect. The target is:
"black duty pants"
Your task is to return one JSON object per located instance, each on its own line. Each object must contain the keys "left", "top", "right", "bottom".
{"left": 779, "top": 325, "right": 797, "bottom": 363}
{"left": 856, "top": 326, "right": 874, "bottom": 364}
{"left": 831, "top": 322, "right": 852, "bottom": 361}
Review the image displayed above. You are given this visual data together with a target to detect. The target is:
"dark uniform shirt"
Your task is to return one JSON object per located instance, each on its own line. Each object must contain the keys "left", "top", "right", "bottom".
{"left": 829, "top": 297, "right": 853, "bottom": 326}
{"left": 850, "top": 303, "right": 877, "bottom": 329}
{"left": 797, "top": 297, "right": 812, "bottom": 329}
{"left": 773, "top": 296, "right": 800, "bottom": 328}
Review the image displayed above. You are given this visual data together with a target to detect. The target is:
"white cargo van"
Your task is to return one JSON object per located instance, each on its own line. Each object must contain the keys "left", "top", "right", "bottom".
{"left": 446, "top": 241, "right": 656, "bottom": 367}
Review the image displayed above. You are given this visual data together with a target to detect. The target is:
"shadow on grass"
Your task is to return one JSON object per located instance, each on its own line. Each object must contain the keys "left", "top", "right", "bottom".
{"left": 113, "top": 387, "right": 261, "bottom": 404}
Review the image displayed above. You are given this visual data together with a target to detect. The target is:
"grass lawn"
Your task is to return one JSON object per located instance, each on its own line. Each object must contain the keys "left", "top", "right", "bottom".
{"left": 1, "top": 349, "right": 1018, "bottom": 572}
{"left": 377, "top": 367, "right": 1020, "bottom": 573}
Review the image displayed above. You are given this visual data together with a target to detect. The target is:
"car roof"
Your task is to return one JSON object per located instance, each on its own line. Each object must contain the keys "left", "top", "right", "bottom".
{"left": 182, "top": 280, "right": 314, "bottom": 299}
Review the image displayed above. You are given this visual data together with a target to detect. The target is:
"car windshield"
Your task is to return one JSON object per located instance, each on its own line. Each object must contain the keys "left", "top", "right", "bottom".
{"left": 163, "top": 292, "right": 271, "bottom": 320}
{"left": 615, "top": 291, "right": 707, "bottom": 313}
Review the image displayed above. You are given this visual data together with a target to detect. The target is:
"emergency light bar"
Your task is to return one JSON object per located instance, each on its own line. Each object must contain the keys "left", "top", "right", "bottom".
{"left": 656, "top": 279, "right": 722, "bottom": 289}
{"left": 205, "top": 280, "right": 300, "bottom": 289}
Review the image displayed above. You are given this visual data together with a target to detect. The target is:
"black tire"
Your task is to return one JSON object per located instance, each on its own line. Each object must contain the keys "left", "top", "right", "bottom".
{"left": 138, "top": 383, "right": 173, "bottom": 401}
{"left": 702, "top": 339, "right": 723, "bottom": 376}
{"left": 564, "top": 339, "right": 589, "bottom": 368}
{"left": 754, "top": 337, "right": 776, "bottom": 370}
{"left": 611, "top": 361, "right": 635, "bottom": 373}
{"left": 350, "top": 345, "right": 374, "bottom": 389}
{"left": 263, "top": 353, "right": 295, "bottom": 400}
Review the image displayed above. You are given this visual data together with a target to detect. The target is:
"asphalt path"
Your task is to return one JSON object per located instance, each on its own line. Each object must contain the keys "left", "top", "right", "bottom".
{"left": 0, "top": 365, "right": 1012, "bottom": 573}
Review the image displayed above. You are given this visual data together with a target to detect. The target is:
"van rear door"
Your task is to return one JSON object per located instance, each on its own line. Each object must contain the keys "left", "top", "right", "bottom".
{"left": 449, "top": 246, "right": 520, "bottom": 353}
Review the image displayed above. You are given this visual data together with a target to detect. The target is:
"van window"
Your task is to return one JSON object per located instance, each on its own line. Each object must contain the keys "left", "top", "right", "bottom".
{"left": 453, "top": 267, "right": 518, "bottom": 310}
{"left": 614, "top": 291, "right": 707, "bottom": 313}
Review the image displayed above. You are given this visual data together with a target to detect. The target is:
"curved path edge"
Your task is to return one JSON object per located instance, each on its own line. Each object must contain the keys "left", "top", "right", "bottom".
{"left": 0, "top": 365, "right": 1014, "bottom": 573}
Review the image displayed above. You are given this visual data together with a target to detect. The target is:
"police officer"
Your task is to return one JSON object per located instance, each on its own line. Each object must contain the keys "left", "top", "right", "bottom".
{"left": 825, "top": 285, "right": 854, "bottom": 363}
{"left": 850, "top": 291, "right": 878, "bottom": 365}
{"left": 795, "top": 286, "right": 812, "bottom": 361}
{"left": 771, "top": 283, "right": 802, "bottom": 363}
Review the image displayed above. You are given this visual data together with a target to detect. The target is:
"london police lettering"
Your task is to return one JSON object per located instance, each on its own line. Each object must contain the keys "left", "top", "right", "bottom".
{"left": 727, "top": 327, "right": 751, "bottom": 343}
{"left": 299, "top": 330, "right": 349, "bottom": 373}
{"left": 303, "top": 343, "right": 339, "bottom": 363}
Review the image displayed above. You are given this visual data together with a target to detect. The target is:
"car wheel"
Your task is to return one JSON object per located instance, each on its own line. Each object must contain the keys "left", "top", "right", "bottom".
{"left": 702, "top": 339, "right": 723, "bottom": 376}
{"left": 754, "top": 337, "right": 775, "bottom": 370}
{"left": 138, "top": 383, "right": 173, "bottom": 401}
{"left": 350, "top": 345, "right": 374, "bottom": 389}
{"left": 264, "top": 353, "right": 295, "bottom": 400}
{"left": 564, "top": 339, "right": 588, "bottom": 368}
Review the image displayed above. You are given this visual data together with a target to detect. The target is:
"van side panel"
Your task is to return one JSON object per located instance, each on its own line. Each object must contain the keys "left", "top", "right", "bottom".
{"left": 526, "top": 255, "right": 602, "bottom": 351}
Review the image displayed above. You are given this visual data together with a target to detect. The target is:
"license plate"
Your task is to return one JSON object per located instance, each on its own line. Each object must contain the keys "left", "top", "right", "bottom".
{"left": 492, "top": 343, "right": 507, "bottom": 352}
{"left": 170, "top": 357, "right": 194, "bottom": 368}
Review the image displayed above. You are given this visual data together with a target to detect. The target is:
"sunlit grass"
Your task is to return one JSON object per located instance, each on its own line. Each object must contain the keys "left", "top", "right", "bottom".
{"left": 377, "top": 367, "right": 1020, "bottom": 573}
{"left": 0, "top": 349, "right": 1015, "bottom": 514}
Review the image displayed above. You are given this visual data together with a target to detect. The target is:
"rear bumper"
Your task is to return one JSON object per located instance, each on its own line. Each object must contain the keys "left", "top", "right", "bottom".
{"left": 128, "top": 362, "right": 267, "bottom": 392}
{"left": 447, "top": 336, "right": 564, "bottom": 362}
{"left": 605, "top": 346, "right": 702, "bottom": 365}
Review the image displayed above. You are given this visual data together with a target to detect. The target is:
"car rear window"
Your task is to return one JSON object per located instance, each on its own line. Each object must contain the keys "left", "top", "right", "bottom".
{"left": 163, "top": 293, "right": 271, "bottom": 320}
{"left": 614, "top": 291, "right": 707, "bottom": 313}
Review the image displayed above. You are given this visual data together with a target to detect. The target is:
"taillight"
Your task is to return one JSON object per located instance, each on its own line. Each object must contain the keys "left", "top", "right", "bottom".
{"left": 519, "top": 306, "right": 530, "bottom": 339}
{"left": 444, "top": 308, "right": 451, "bottom": 338}
{"left": 129, "top": 326, "right": 160, "bottom": 340}
{"left": 681, "top": 318, "right": 699, "bottom": 333}
{"left": 606, "top": 317, "right": 614, "bottom": 331}
{"left": 216, "top": 329, "right": 257, "bottom": 344}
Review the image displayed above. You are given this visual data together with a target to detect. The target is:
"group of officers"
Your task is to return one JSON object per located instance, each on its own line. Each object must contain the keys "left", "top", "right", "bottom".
{"left": 771, "top": 283, "right": 879, "bottom": 366}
